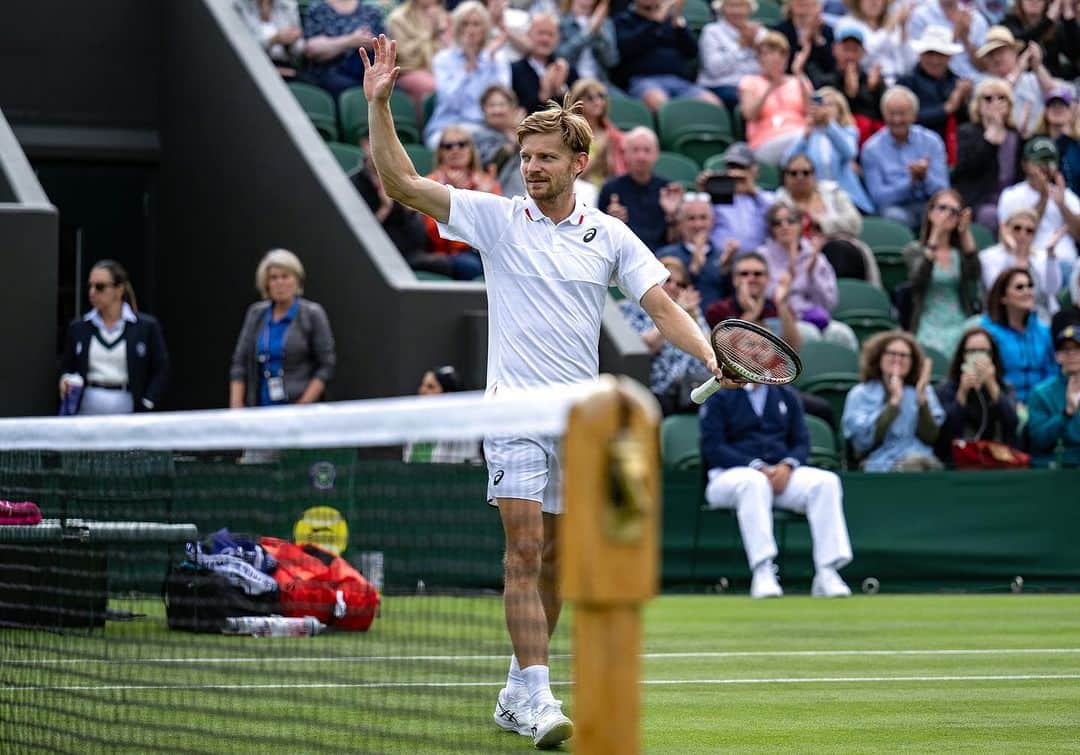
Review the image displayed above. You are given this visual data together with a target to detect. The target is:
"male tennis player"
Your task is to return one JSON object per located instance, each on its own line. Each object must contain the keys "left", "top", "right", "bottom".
{"left": 363, "top": 35, "right": 733, "bottom": 749}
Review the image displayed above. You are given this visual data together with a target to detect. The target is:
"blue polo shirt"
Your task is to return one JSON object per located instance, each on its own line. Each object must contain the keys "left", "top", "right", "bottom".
{"left": 258, "top": 299, "right": 299, "bottom": 406}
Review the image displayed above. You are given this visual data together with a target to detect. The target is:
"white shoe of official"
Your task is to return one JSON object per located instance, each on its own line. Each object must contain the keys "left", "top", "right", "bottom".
{"left": 531, "top": 701, "right": 574, "bottom": 749}
{"left": 493, "top": 687, "right": 532, "bottom": 736}
{"left": 750, "top": 563, "right": 783, "bottom": 599}
{"left": 812, "top": 567, "right": 852, "bottom": 598}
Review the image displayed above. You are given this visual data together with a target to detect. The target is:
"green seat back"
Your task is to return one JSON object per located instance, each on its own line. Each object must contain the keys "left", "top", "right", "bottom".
{"left": 657, "top": 98, "right": 733, "bottom": 150}
{"left": 660, "top": 414, "right": 701, "bottom": 469}
{"left": 859, "top": 216, "right": 916, "bottom": 251}
{"left": 608, "top": 93, "right": 654, "bottom": 131}
{"left": 655, "top": 151, "right": 702, "bottom": 188}
{"left": 327, "top": 142, "right": 364, "bottom": 174}
{"left": 683, "top": 0, "right": 713, "bottom": 31}
{"left": 414, "top": 270, "right": 453, "bottom": 282}
{"left": 389, "top": 89, "right": 421, "bottom": 143}
{"left": 422, "top": 92, "right": 437, "bottom": 128}
{"left": 970, "top": 221, "right": 995, "bottom": 251}
{"left": 755, "top": 161, "right": 781, "bottom": 190}
{"left": 834, "top": 279, "right": 893, "bottom": 318}
{"left": 920, "top": 344, "right": 951, "bottom": 382}
{"left": 805, "top": 414, "right": 840, "bottom": 469}
{"left": 288, "top": 81, "right": 338, "bottom": 141}
{"left": 752, "top": 0, "right": 783, "bottom": 23}
{"left": 339, "top": 87, "right": 369, "bottom": 144}
{"left": 404, "top": 143, "right": 434, "bottom": 176}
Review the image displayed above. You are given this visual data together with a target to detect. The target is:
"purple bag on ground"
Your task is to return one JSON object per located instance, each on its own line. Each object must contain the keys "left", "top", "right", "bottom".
{"left": 206, "top": 528, "right": 277, "bottom": 574}
{"left": 0, "top": 501, "right": 42, "bottom": 526}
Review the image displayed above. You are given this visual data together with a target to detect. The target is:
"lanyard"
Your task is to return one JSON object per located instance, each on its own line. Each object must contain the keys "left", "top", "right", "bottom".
{"left": 259, "top": 307, "right": 284, "bottom": 380}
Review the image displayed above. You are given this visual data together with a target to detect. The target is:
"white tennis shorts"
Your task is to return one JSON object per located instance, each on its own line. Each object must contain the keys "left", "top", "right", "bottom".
{"left": 484, "top": 434, "right": 563, "bottom": 514}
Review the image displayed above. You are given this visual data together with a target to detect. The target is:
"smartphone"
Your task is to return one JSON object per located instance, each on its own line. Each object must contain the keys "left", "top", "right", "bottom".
{"left": 704, "top": 174, "right": 736, "bottom": 205}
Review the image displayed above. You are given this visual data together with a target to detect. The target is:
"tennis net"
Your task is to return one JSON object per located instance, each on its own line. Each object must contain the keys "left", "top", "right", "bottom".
{"left": 0, "top": 379, "right": 660, "bottom": 754}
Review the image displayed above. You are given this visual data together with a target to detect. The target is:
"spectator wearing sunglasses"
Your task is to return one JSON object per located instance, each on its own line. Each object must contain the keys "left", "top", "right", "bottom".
{"left": 979, "top": 267, "right": 1057, "bottom": 403}
{"left": 952, "top": 78, "right": 1023, "bottom": 233}
{"left": 900, "top": 189, "right": 982, "bottom": 359}
{"left": 59, "top": 260, "right": 170, "bottom": 415}
{"left": 757, "top": 200, "right": 859, "bottom": 349}
{"left": 980, "top": 207, "right": 1064, "bottom": 324}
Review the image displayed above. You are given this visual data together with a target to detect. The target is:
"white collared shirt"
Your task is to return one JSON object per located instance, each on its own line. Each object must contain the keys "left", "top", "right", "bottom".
{"left": 438, "top": 187, "right": 669, "bottom": 393}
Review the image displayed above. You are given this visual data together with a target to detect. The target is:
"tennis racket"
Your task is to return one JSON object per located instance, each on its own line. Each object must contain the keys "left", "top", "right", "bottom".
{"left": 690, "top": 319, "right": 803, "bottom": 404}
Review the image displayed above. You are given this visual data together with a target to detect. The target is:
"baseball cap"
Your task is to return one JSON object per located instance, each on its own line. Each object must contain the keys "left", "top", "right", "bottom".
{"left": 722, "top": 142, "right": 755, "bottom": 167}
{"left": 1045, "top": 86, "right": 1076, "bottom": 107}
{"left": 1055, "top": 324, "right": 1080, "bottom": 349}
{"left": 1023, "top": 136, "right": 1059, "bottom": 163}
{"left": 835, "top": 24, "right": 865, "bottom": 46}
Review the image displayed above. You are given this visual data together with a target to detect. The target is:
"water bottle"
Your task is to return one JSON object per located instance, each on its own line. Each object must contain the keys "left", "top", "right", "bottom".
{"left": 223, "top": 616, "right": 326, "bottom": 637}
{"left": 59, "top": 374, "right": 84, "bottom": 416}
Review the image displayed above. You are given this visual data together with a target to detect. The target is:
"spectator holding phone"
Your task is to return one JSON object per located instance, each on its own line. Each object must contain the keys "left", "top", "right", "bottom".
{"left": 784, "top": 86, "right": 875, "bottom": 214}
{"left": 980, "top": 207, "right": 1064, "bottom": 323}
{"left": 933, "top": 326, "right": 1020, "bottom": 464}
{"left": 1027, "top": 322, "right": 1080, "bottom": 466}
{"left": 842, "top": 330, "right": 946, "bottom": 471}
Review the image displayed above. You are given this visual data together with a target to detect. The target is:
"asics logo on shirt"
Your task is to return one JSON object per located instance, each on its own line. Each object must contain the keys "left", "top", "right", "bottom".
{"left": 583, "top": 228, "right": 597, "bottom": 243}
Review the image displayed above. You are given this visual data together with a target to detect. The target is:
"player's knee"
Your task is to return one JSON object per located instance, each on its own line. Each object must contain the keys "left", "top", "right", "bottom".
{"left": 504, "top": 537, "right": 542, "bottom": 581}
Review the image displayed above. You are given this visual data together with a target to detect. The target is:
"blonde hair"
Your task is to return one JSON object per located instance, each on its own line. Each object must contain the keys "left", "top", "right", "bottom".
{"left": 256, "top": 249, "right": 305, "bottom": 299}
{"left": 515, "top": 96, "right": 593, "bottom": 155}
{"left": 817, "top": 86, "right": 854, "bottom": 126}
{"left": 756, "top": 30, "right": 790, "bottom": 54}
{"left": 1002, "top": 207, "right": 1039, "bottom": 227}
{"left": 436, "top": 125, "right": 483, "bottom": 172}
{"left": 969, "top": 77, "right": 1017, "bottom": 128}
{"left": 451, "top": 1, "right": 490, "bottom": 46}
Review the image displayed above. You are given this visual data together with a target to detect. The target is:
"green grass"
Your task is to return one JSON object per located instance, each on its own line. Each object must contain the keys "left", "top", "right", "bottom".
{"left": 2, "top": 595, "right": 1079, "bottom": 753}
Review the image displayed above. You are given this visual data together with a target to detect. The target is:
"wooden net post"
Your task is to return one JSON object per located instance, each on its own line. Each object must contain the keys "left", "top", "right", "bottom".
{"left": 561, "top": 375, "right": 661, "bottom": 755}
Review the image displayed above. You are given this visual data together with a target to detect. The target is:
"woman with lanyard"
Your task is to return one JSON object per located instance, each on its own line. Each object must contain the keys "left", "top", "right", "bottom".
{"left": 229, "top": 249, "right": 336, "bottom": 409}
{"left": 58, "top": 260, "right": 169, "bottom": 415}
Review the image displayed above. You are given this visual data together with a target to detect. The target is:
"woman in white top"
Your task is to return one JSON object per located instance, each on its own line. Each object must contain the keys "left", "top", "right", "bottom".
{"left": 979, "top": 207, "right": 1064, "bottom": 324}
{"left": 837, "top": 0, "right": 916, "bottom": 87}
{"left": 697, "top": 0, "right": 766, "bottom": 111}
{"left": 237, "top": 0, "right": 306, "bottom": 76}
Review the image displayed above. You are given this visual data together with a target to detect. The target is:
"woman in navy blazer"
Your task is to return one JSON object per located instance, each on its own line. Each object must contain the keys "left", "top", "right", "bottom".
{"left": 59, "top": 260, "right": 170, "bottom": 414}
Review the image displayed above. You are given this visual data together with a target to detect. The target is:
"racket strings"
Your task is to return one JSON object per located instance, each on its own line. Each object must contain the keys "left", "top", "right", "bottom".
{"left": 713, "top": 328, "right": 798, "bottom": 383}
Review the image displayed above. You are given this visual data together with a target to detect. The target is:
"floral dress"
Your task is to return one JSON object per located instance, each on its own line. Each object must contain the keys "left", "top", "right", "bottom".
{"left": 916, "top": 249, "right": 967, "bottom": 358}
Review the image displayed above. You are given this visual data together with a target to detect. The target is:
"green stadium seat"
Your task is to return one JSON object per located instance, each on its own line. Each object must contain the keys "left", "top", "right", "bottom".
{"left": 657, "top": 99, "right": 734, "bottom": 166}
{"left": 683, "top": 0, "right": 713, "bottom": 31}
{"left": 608, "top": 93, "right": 654, "bottom": 131}
{"left": 755, "top": 161, "right": 781, "bottom": 190}
{"left": 795, "top": 341, "right": 861, "bottom": 431}
{"left": 422, "top": 92, "right": 436, "bottom": 130}
{"left": 339, "top": 87, "right": 419, "bottom": 145}
{"left": 326, "top": 142, "right": 364, "bottom": 174}
{"left": 970, "top": 221, "right": 995, "bottom": 251}
{"left": 655, "top": 151, "right": 702, "bottom": 188}
{"left": 660, "top": 414, "right": 701, "bottom": 469}
{"left": 805, "top": 414, "right": 841, "bottom": 470}
{"left": 752, "top": 0, "right": 783, "bottom": 23}
{"left": 288, "top": 81, "right": 338, "bottom": 141}
{"left": 833, "top": 279, "right": 897, "bottom": 344}
{"left": 920, "top": 344, "right": 951, "bottom": 382}
{"left": 414, "top": 270, "right": 454, "bottom": 282}
{"left": 404, "top": 143, "right": 434, "bottom": 176}
{"left": 389, "top": 89, "right": 421, "bottom": 143}
{"left": 859, "top": 216, "right": 916, "bottom": 252}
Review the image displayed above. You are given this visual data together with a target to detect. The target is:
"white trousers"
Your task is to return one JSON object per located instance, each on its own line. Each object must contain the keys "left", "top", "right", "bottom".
{"left": 704, "top": 466, "right": 853, "bottom": 572}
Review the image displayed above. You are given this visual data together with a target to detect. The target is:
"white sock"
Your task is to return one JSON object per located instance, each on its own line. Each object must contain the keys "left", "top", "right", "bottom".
{"left": 753, "top": 558, "right": 775, "bottom": 575}
{"left": 522, "top": 664, "right": 557, "bottom": 708}
{"left": 506, "top": 654, "right": 526, "bottom": 695}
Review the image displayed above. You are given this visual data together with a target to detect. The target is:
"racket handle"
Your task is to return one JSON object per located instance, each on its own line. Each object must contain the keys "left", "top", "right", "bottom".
{"left": 690, "top": 377, "right": 722, "bottom": 405}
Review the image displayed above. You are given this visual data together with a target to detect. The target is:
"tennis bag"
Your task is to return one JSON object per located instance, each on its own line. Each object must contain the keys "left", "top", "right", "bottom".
{"left": 164, "top": 562, "right": 281, "bottom": 633}
{"left": 259, "top": 537, "right": 379, "bottom": 631}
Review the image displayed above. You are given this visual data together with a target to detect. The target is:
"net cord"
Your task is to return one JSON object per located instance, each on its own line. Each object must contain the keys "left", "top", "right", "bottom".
{"left": 0, "top": 382, "right": 598, "bottom": 451}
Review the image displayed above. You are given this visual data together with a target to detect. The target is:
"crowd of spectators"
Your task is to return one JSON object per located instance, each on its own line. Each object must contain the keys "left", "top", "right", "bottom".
{"left": 232, "top": 0, "right": 1080, "bottom": 470}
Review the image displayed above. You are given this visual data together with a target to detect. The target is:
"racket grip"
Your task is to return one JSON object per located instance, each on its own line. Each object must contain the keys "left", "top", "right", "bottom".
{"left": 690, "top": 377, "right": 722, "bottom": 405}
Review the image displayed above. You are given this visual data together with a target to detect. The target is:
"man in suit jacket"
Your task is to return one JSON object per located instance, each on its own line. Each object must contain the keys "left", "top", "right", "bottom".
{"left": 701, "top": 383, "right": 853, "bottom": 598}
{"left": 511, "top": 13, "right": 577, "bottom": 114}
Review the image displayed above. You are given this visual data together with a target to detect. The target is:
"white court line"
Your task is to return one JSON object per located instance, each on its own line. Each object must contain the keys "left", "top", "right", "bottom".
{"left": 9, "top": 647, "right": 1080, "bottom": 666}
{"left": 4, "top": 674, "right": 1080, "bottom": 693}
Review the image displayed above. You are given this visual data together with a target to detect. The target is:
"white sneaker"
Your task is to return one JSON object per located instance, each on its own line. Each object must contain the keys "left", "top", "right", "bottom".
{"left": 531, "top": 701, "right": 573, "bottom": 749}
{"left": 750, "top": 563, "right": 783, "bottom": 599}
{"left": 812, "top": 567, "right": 852, "bottom": 598}
{"left": 493, "top": 687, "right": 532, "bottom": 736}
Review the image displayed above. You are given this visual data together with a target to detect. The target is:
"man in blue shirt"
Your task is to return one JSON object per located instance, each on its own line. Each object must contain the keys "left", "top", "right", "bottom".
{"left": 862, "top": 85, "right": 950, "bottom": 230}
{"left": 706, "top": 142, "right": 776, "bottom": 257}
{"left": 597, "top": 127, "right": 685, "bottom": 250}
{"left": 655, "top": 192, "right": 731, "bottom": 311}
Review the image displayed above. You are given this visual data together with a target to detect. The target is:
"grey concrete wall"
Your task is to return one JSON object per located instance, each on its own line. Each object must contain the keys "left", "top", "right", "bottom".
{"left": 0, "top": 109, "right": 58, "bottom": 416}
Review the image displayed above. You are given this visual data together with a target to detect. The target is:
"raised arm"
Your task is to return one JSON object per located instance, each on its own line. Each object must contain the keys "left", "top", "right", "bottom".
{"left": 362, "top": 35, "right": 450, "bottom": 223}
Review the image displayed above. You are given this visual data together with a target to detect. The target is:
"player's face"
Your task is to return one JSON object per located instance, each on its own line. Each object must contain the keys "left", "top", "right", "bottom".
{"left": 520, "top": 132, "right": 583, "bottom": 202}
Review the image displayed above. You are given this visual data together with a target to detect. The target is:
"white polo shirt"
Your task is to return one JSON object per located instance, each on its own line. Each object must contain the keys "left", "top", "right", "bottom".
{"left": 438, "top": 187, "right": 669, "bottom": 394}
{"left": 997, "top": 181, "right": 1080, "bottom": 265}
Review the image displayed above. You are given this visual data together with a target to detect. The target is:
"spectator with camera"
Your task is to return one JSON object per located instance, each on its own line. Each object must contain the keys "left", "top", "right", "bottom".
{"left": 784, "top": 86, "right": 875, "bottom": 214}
{"left": 1027, "top": 323, "right": 1080, "bottom": 466}
{"left": 933, "top": 326, "right": 1020, "bottom": 465}
{"left": 598, "top": 127, "right": 685, "bottom": 251}
{"left": 862, "top": 85, "right": 950, "bottom": 231}
{"left": 703, "top": 143, "right": 777, "bottom": 257}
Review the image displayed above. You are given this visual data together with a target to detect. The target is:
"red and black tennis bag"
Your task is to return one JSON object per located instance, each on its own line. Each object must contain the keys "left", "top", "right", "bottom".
{"left": 259, "top": 537, "right": 379, "bottom": 631}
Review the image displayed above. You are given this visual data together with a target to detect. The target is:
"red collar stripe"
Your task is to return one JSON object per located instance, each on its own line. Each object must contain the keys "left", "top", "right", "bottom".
{"left": 525, "top": 208, "right": 534, "bottom": 221}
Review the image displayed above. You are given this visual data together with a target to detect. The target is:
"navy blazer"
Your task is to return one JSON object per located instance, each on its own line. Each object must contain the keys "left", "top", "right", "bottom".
{"left": 701, "top": 385, "right": 809, "bottom": 470}
{"left": 60, "top": 313, "right": 170, "bottom": 412}
{"left": 510, "top": 57, "right": 579, "bottom": 114}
